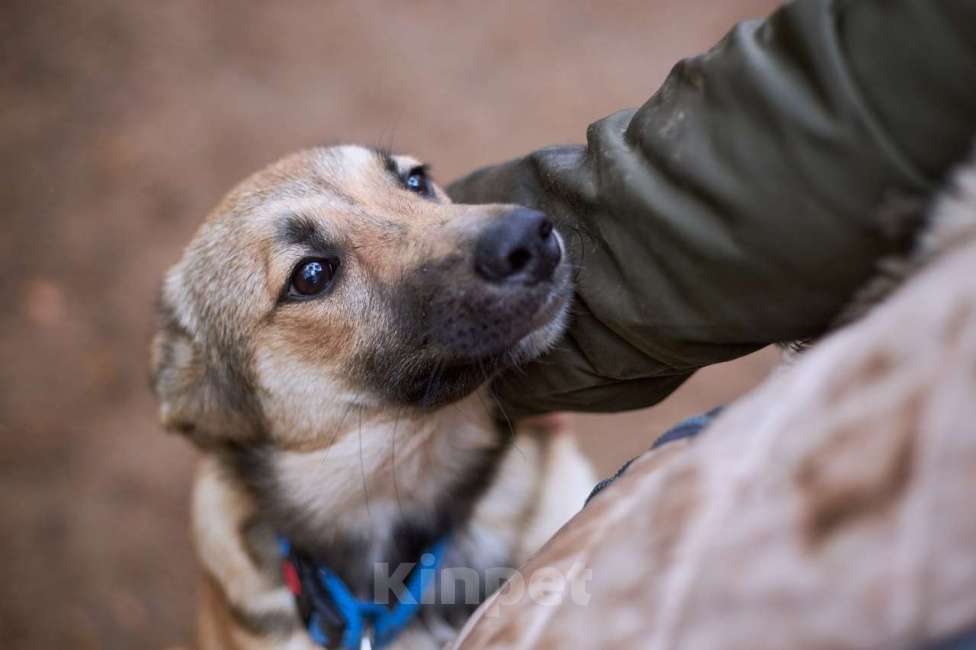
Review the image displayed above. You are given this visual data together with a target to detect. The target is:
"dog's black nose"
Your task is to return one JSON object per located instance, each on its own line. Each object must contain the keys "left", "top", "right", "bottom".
{"left": 474, "top": 208, "right": 561, "bottom": 284}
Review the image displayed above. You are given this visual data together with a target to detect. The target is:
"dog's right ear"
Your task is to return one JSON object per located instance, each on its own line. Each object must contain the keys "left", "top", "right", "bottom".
{"left": 150, "top": 288, "right": 261, "bottom": 448}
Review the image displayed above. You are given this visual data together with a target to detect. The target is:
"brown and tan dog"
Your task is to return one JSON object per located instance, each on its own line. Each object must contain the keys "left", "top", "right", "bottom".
{"left": 150, "top": 145, "right": 594, "bottom": 649}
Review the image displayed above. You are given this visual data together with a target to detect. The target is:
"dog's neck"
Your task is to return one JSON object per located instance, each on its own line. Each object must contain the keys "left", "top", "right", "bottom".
{"left": 224, "top": 390, "right": 511, "bottom": 595}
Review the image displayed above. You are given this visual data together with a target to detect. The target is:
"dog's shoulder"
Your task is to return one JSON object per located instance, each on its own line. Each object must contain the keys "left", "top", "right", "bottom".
{"left": 192, "top": 456, "right": 304, "bottom": 648}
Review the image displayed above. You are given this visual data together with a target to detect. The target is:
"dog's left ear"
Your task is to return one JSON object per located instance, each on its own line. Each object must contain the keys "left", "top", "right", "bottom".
{"left": 150, "top": 286, "right": 262, "bottom": 447}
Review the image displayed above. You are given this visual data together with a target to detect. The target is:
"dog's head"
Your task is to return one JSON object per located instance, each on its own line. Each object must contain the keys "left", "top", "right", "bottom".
{"left": 151, "top": 145, "right": 571, "bottom": 447}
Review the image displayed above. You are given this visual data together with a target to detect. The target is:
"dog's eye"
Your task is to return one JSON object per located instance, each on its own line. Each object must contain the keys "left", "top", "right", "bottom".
{"left": 404, "top": 167, "right": 429, "bottom": 196}
{"left": 289, "top": 257, "right": 339, "bottom": 297}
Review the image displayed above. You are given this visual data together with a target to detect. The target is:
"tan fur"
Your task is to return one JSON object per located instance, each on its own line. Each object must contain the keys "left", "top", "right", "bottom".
{"left": 152, "top": 145, "right": 593, "bottom": 649}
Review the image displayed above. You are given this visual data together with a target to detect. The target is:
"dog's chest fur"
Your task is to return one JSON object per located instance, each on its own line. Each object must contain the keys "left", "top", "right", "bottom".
{"left": 191, "top": 399, "right": 593, "bottom": 649}
{"left": 226, "top": 414, "right": 511, "bottom": 612}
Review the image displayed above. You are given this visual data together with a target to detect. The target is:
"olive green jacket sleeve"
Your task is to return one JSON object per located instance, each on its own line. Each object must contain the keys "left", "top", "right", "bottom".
{"left": 448, "top": 0, "right": 976, "bottom": 417}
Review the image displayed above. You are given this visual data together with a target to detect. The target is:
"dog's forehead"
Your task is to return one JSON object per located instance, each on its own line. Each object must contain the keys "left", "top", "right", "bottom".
{"left": 325, "top": 145, "right": 422, "bottom": 175}
{"left": 280, "top": 145, "right": 422, "bottom": 192}
{"left": 317, "top": 145, "right": 390, "bottom": 181}
{"left": 224, "top": 145, "right": 423, "bottom": 223}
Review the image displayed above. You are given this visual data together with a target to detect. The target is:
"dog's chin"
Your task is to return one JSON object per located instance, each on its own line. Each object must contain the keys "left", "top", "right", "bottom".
{"left": 506, "top": 281, "right": 572, "bottom": 364}
{"left": 399, "top": 283, "right": 572, "bottom": 410}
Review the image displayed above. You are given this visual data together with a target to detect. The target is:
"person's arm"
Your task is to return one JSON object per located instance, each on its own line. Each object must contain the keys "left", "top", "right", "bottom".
{"left": 448, "top": 0, "right": 976, "bottom": 417}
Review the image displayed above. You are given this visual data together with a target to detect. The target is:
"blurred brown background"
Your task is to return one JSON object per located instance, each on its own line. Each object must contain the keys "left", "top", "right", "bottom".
{"left": 0, "top": 1, "right": 780, "bottom": 648}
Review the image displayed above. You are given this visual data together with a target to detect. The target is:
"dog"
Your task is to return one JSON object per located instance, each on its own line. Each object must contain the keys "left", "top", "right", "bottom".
{"left": 150, "top": 145, "right": 595, "bottom": 649}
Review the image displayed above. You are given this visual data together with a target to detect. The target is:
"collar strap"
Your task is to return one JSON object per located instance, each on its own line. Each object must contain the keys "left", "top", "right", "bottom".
{"left": 277, "top": 536, "right": 449, "bottom": 649}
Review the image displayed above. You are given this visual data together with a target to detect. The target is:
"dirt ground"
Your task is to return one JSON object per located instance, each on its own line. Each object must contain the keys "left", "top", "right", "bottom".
{"left": 0, "top": 2, "right": 780, "bottom": 648}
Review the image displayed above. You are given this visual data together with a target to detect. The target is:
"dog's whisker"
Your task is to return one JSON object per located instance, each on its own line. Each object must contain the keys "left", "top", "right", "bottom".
{"left": 357, "top": 403, "right": 374, "bottom": 546}
{"left": 321, "top": 396, "right": 359, "bottom": 465}
{"left": 420, "top": 358, "right": 445, "bottom": 408}
{"left": 390, "top": 406, "right": 404, "bottom": 518}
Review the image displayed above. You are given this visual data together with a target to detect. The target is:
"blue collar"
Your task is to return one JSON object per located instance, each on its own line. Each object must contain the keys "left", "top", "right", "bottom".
{"left": 277, "top": 536, "right": 450, "bottom": 649}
